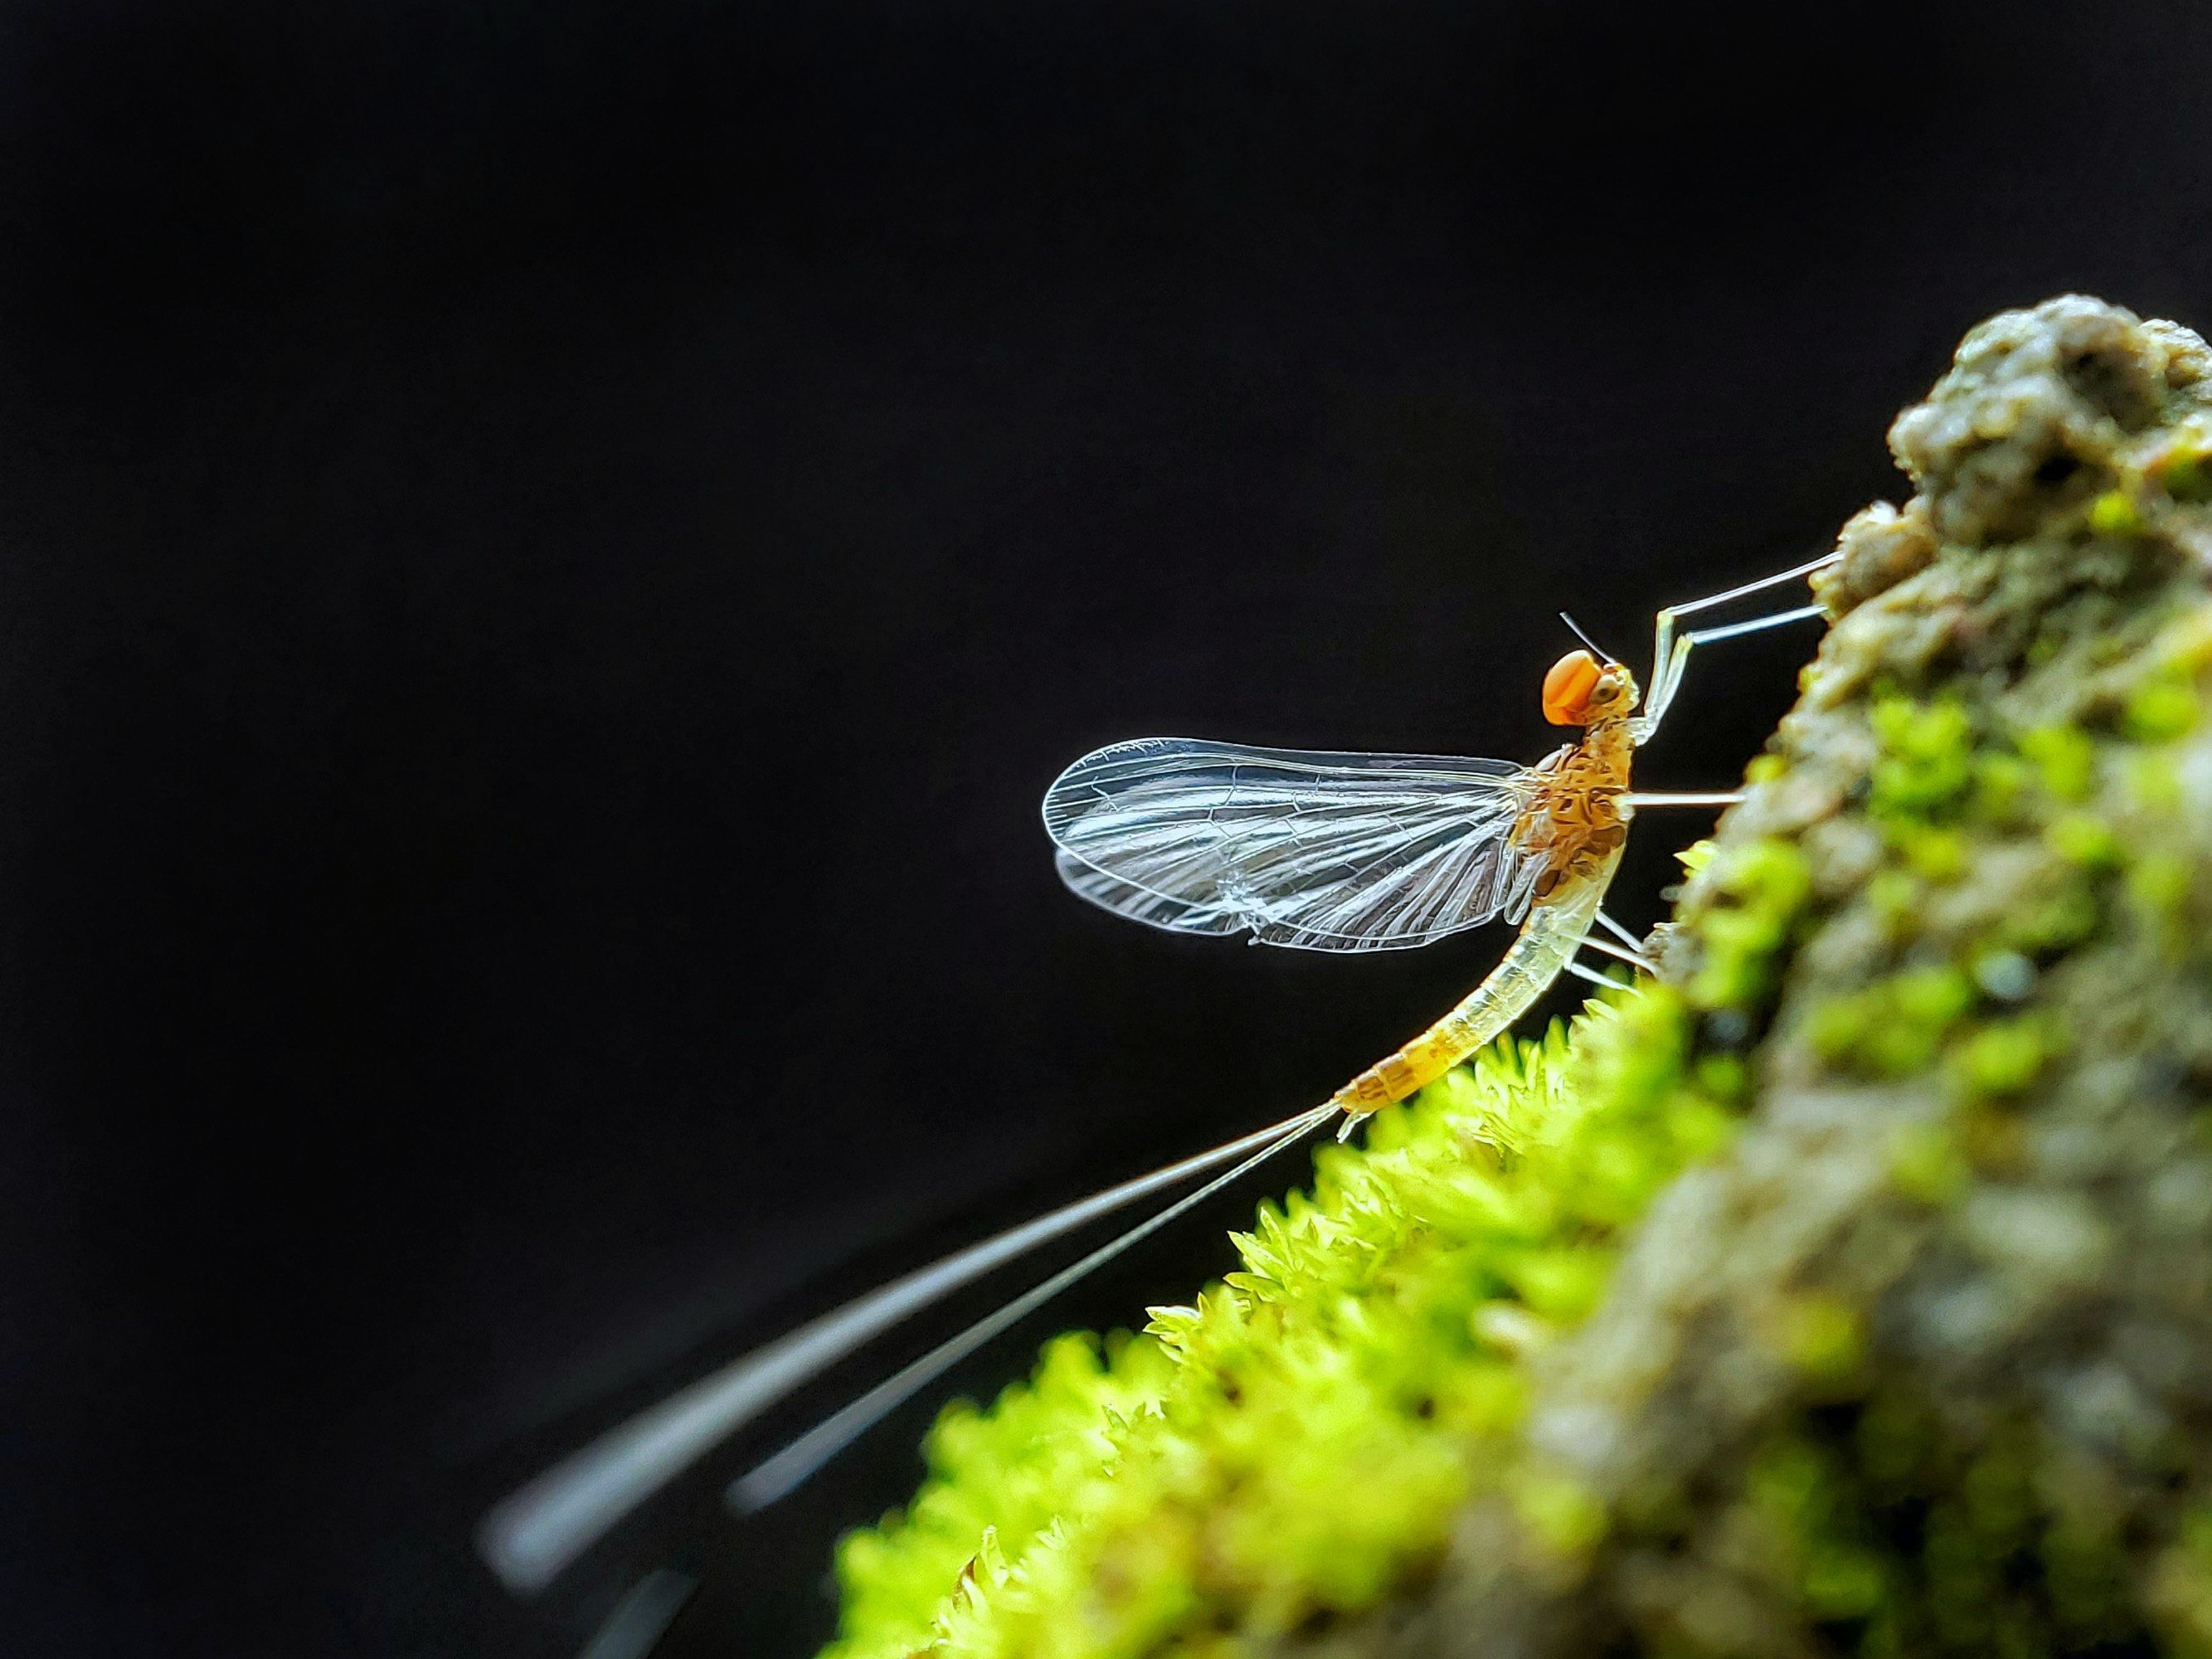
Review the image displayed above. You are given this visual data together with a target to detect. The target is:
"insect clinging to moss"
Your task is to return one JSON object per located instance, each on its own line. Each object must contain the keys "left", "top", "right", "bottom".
{"left": 477, "top": 551, "right": 1838, "bottom": 1598}
{"left": 1044, "top": 551, "right": 1839, "bottom": 1131}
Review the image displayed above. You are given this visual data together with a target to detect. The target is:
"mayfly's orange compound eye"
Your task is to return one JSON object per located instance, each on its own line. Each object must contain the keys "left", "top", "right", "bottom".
{"left": 1542, "top": 649, "right": 1602, "bottom": 725}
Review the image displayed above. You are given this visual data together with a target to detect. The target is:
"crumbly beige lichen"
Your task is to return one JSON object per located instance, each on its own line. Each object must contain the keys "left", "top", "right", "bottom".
{"left": 818, "top": 297, "right": 2212, "bottom": 1659}
{"left": 1293, "top": 297, "right": 2212, "bottom": 1658}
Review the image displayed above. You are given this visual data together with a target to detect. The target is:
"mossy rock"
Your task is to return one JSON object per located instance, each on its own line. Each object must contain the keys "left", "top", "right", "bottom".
{"left": 817, "top": 296, "right": 2212, "bottom": 1659}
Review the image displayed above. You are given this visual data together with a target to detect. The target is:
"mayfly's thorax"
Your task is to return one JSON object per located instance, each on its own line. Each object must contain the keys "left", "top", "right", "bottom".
{"left": 1517, "top": 714, "right": 1635, "bottom": 899}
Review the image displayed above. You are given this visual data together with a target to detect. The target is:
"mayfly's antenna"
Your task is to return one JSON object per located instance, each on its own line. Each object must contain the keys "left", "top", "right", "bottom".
{"left": 477, "top": 1100, "right": 1339, "bottom": 1595}
{"left": 1558, "top": 611, "right": 1615, "bottom": 662}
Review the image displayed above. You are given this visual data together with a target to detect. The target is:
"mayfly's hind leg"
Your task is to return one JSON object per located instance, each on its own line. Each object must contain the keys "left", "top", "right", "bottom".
{"left": 1636, "top": 551, "right": 1842, "bottom": 737}
{"left": 1567, "top": 958, "right": 1633, "bottom": 990}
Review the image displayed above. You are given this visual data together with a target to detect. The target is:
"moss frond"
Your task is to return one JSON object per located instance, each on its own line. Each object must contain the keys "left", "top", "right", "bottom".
{"left": 824, "top": 984, "right": 1753, "bottom": 1659}
{"left": 809, "top": 296, "right": 2212, "bottom": 1659}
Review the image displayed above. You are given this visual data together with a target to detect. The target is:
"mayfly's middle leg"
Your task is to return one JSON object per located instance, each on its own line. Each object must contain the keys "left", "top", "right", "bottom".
{"left": 1634, "top": 551, "right": 1841, "bottom": 737}
{"left": 1568, "top": 813, "right": 1745, "bottom": 988}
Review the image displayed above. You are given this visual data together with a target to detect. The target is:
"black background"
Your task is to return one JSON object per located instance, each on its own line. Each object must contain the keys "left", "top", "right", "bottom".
{"left": 2, "top": 2, "right": 2209, "bottom": 1655}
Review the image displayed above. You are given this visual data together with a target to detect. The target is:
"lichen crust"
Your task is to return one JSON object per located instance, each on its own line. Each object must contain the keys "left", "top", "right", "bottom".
{"left": 818, "top": 296, "right": 2212, "bottom": 1659}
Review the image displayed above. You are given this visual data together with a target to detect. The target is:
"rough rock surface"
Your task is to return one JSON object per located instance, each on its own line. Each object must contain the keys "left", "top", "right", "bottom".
{"left": 1289, "top": 298, "right": 2212, "bottom": 1657}
{"left": 818, "top": 298, "right": 2212, "bottom": 1659}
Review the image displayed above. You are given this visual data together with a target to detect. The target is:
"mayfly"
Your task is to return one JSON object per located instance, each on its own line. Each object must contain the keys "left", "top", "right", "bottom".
{"left": 478, "top": 551, "right": 1838, "bottom": 1598}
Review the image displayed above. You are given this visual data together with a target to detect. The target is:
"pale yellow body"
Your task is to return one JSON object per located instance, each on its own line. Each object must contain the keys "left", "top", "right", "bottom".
{"left": 1329, "top": 713, "right": 1635, "bottom": 1115}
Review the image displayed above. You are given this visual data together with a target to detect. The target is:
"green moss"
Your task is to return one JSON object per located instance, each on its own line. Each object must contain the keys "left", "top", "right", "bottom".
{"left": 1775, "top": 1292, "right": 1868, "bottom": 1387}
{"left": 2044, "top": 810, "right": 2121, "bottom": 869}
{"left": 1868, "top": 868, "right": 1923, "bottom": 942}
{"left": 819, "top": 297, "right": 2212, "bottom": 1658}
{"left": 1501, "top": 1243, "right": 1617, "bottom": 1319}
{"left": 2018, "top": 724, "right": 2096, "bottom": 802}
{"left": 2088, "top": 488, "right": 2146, "bottom": 537}
{"left": 2126, "top": 850, "right": 2195, "bottom": 961}
{"left": 2151, "top": 1507, "right": 2212, "bottom": 1655}
{"left": 1995, "top": 876, "right": 2103, "bottom": 957}
{"left": 1681, "top": 838, "right": 1814, "bottom": 1012}
{"left": 2126, "top": 749, "right": 2187, "bottom": 815}
{"left": 1691, "top": 1051, "right": 1749, "bottom": 1107}
{"left": 1744, "top": 752, "right": 1790, "bottom": 786}
{"left": 1869, "top": 695, "right": 1976, "bottom": 820}
{"left": 1967, "top": 749, "right": 2032, "bottom": 824}
{"left": 1809, "top": 966, "right": 1976, "bottom": 1078}
{"left": 2044, "top": 1502, "right": 2132, "bottom": 1642}
{"left": 2123, "top": 674, "right": 2204, "bottom": 742}
{"left": 1514, "top": 1470, "right": 1608, "bottom": 1560}
{"left": 821, "top": 987, "right": 1758, "bottom": 1659}
{"left": 1745, "top": 1435, "right": 1894, "bottom": 1624}
{"left": 1893, "top": 821, "right": 1969, "bottom": 881}
{"left": 821, "top": 618, "right": 2198, "bottom": 1659}
{"left": 2127, "top": 850, "right": 2193, "bottom": 917}
{"left": 1911, "top": 1423, "right": 2054, "bottom": 1653}
{"left": 2156, "top": 446, "right": 2212, "bottom": 504}
{"left": 1945, "top": 1014, "right": 2064, "bottom": 1102}
{"left": 1864, "top": 695, "right": 2037, "bottom": 886}
{"left": 1674, "top": 836, "right": 1719, "bottom": 880}
{"left": 1586, "top": 978, "right": 1694, "bottom": 1112}
{"left": 1886, "top": 1121, "right": 1971, "bottom": 1208}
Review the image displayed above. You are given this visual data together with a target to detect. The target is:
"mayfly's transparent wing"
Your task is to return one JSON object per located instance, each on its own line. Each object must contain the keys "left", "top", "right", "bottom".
{"left": 1043, "top": 738, "right": 1550, "bottom": 952}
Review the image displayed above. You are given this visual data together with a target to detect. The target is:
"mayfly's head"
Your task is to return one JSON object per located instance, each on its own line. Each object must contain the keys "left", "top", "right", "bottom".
{"left": 1541, "top": 650, "right": 1638, "bottom": 727}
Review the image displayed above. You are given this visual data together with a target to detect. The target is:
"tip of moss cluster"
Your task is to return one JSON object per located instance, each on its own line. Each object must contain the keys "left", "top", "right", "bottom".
{"left": 2087, "top": 488, "right": 2146, "bottom": 538}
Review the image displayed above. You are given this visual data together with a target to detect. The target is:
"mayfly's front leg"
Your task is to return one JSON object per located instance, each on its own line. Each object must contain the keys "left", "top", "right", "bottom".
{"left": 1621, "top": 790, "right": 1746, "bottom": 809}
{"left": 1566, "top": 958, "right": 1633, "bottom": 990}
{"left": 1635, "top": 551, "right": 1840, "bottom": 737}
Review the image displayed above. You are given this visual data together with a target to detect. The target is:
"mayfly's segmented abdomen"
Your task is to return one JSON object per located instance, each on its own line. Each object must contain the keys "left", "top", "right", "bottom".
{"left": 1327, "top": 846, "right": 1622, "bottom": 1116}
